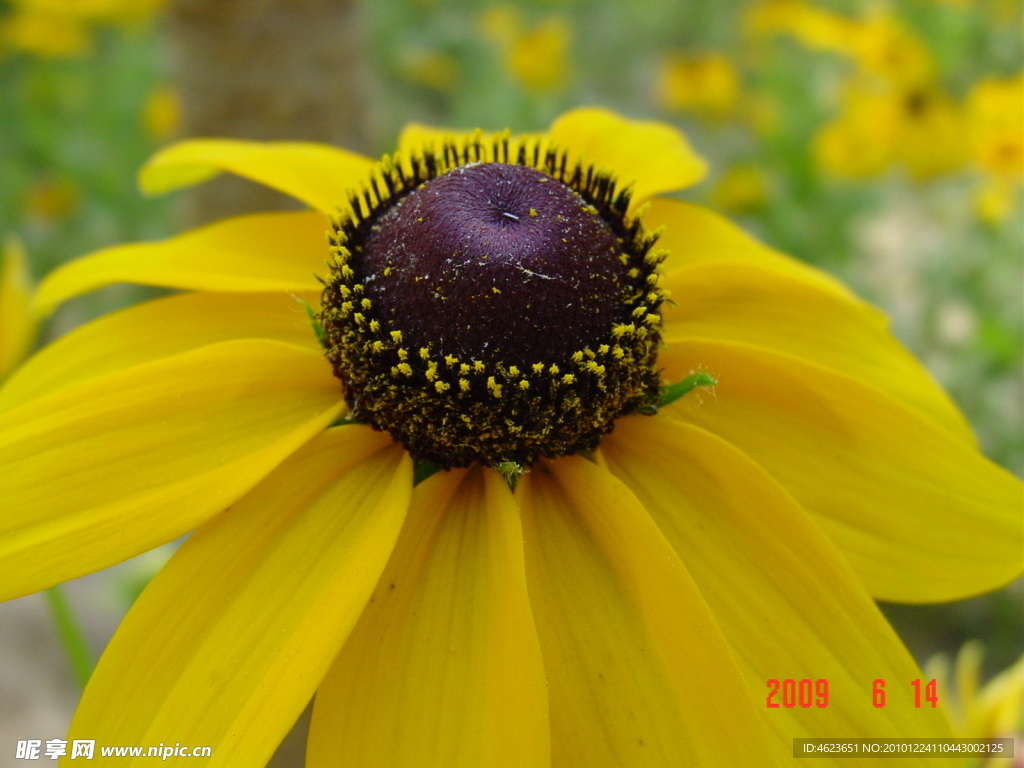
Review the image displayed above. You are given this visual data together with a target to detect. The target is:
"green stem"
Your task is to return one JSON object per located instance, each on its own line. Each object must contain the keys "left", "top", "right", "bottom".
{"left": 45, "top": 585, "right": 93, "bottom": 691}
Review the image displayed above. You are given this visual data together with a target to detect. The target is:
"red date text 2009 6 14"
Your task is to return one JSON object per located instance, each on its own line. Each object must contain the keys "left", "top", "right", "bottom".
{"left": 765, "top": 679, "right": 939, "bottom": 709}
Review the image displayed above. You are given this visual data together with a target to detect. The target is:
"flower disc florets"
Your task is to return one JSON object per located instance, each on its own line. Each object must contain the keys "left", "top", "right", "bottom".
{"left": 320, "top": 135, "right": 665, "bottom": 468}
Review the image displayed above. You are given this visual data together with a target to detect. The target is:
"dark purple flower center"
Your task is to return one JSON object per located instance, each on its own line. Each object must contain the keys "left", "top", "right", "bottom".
{"left": 360, "top": 163, "right": 630, "bottom": 367}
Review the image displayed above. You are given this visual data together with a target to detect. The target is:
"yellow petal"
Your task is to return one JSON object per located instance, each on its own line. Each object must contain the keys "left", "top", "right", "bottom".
{"left": 548, "top": 107, "right": 707, "bottom": 203}
{"left": 518, "top": 456, "right": 783, "bottom": 767}
{"left": 34, "top": 211, "right": 329, "bottom": 314}
{"left": 0, "top": 291, "right": 321, "bottom": 412}
{"left": 0, "top": 238, "right": 38, "bottom": 380}
{"left": 663, "top": 260, "right": 974, "bottom": 443}
{"left": 647, "top": 197, "right": 854, "bottom": 299}
{"left": 139, "top": 139, "right": 373, "bottom": 214}
{"left": 605, "top": 417, "right": 961, "bottom": 761}
{"left": 308, "top": 466, "right": 549, "bottom": 768}
{"left": 0, "top": 339, "right": 344, "bottom": 602}
{"left": 67, "top": 427, "right": 411, "bottom": 768}
{"left": 661, "top": 339, "right": 1024, "bottom": 603}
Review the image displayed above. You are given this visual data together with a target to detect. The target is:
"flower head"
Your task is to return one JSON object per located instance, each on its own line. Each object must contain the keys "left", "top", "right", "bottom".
{"left": 1, "top": 0, "right": 165, "bottom": 58}
{"left": 2, "top": 107, "right": 1021, "bottom": 765}
{"left": 967, "top": 74, "right": 1024, "bottom": 181}
{"left": 479, "top": 6, "right": 571, "bottom": 93}
{"left": 656, "top": 52, "right": 740, "bottom": 120}
{"left": 320, "top": 138, "right": 663, "bottom": 467}
{"left": 814, "top": 77, "right": 966, "bottom": 181}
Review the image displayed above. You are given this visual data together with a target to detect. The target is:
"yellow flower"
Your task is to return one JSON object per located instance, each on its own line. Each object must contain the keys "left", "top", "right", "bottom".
{"left": 747, "top": 0, "right": 957, "bottom": 182}
{"left": 0, "top": 238, "right": 37, "bottom": 381}
{"left": 815, "top": 78, "right": 967, "bottom": 181}
{"left": 710, "top": 163, "right": 769, "bottom": 212}
{"left": 1, "top": 0, "right": 165, "bottom": 58}
{"left": 141, "top": 86, "right": 182, "bottom": 143}
{"left": 964, "top": 74, "right": 1023, "bottom": 222}
{"left": 477, "top": 4, "right": 521, "bottom": 49}
{"left": 966, "top": 74, "right": 1024, "bottom": 181}
{"left": 480, "top": 6, "right": 570, "bottom": 92}
{"left": 2, "top": 108, "right": 1021, "bottom": 765}
{"left": 15, "top": 0, "right": 165, "bottom": 24}
{"left": 0, "top": 8, "right": 90, "bottom": 57}
{"left": 925, "top": 642, "right": 1023, "bottom": 767}
{"left": 745, "top": 0, "right": 860, "bottom": 55}
{"left": 656, "top": 52, "right": 740, "bottom": 120}
{"left": 747, "top": 1, "right": 933, "bottom": 88}
{"left": 847, "top": 12, "right": 934, "bottom": 89}
{"left": 814, "top": 82, "right": 902, "bottom": 179}
{"left": 396, "top": 48, "right": 460, "bottom": 93}
{"left": 974, "top": 176, "right": 1018, "bottom": 224}
{"left": 22, "top": 177, "right": 81, "bottom": 222}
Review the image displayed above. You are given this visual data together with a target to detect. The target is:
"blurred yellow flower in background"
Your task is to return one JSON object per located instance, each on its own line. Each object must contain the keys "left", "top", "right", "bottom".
{"left": 0, "top": 238, "right": 37, "bottom": 381}
{"left": 889, "top": 87, "right": 967, "bottom": 180}
{"left": 0, "top": 0, "right": 165, "bottom": 58}
{"left": 973, "top": 177, "right": 1019, "bottom": 225}
{"left": 17, "top": 0, "right": 165, "bottom": 23}
{"left": 745, "top": 0, "right": 860, "bottom": 55}
{"left": 925, "top": 642, "right": 1023, "bottom": 768}
{"left": 710, "top": 163, "right": 769, "bottom": 212}
{"left": 747, "top": 1, "right": 933, "bottom": 87}
{"left": 479, "top": 5, "right": 570, "bottom": 92}
{"left": 813, "top": 81, "right": 903, "bottom": 179}
{"left": 0, "top": 8, "right": 90, "bottom": 57}
{"left": 141, "top": 85, "right": 182, "bottom": 143}
{"left": 815, "top": 80, "right": 966, "bottom": 181}
{"left": 967, "top": 74, "right": 1024, "bottom": 181}
{"left": 847, "top": 12, "right": 934, "bottom": 89}
{"left": 396, "top": 48, "right": 460, "bottom": 93}
{"left": 22, "top": 178, "right": 81, "bottom": 223}
{"left": 750, "top": 1, "right": 971, "bottom": 183}
{"left": 657, "top": 52, "right": 740, "bottom": 120}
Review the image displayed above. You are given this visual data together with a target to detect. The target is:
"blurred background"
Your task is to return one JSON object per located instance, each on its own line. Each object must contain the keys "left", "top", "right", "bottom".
{"left": 0, "top": 0, "right": 1021, "bottom": 763}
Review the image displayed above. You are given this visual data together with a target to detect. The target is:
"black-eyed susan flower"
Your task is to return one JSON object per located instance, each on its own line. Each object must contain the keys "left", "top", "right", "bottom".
{"left": 1, "top": 108, "right": 1021, "bottom": 766}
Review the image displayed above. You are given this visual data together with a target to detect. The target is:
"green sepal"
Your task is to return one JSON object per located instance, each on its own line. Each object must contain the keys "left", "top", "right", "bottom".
{"left": 299, "top": 299, "right": 327, "bottom": 348}
{"left": 414, "top": 459, "right": 442, "bottom": 486}
{"left": 638, "top": 372, "right": 718, "bottom": 414}
{"left": 329, "top": 413, "right": 368, "bottom": 428}
{"left": 495, "top": 460, "right": 525, "bottom": 491}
